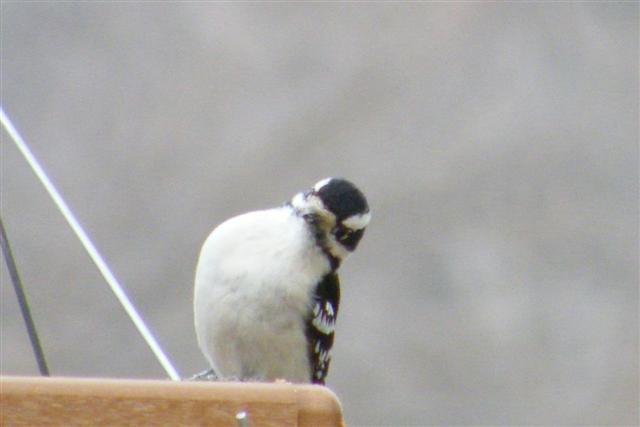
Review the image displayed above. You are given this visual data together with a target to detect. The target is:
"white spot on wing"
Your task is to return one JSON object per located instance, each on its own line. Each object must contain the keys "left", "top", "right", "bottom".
{"left": 312, "top": 316, "right": 334, "bottom": 335}
{"left": 311, "top": 301, "right": 335, "bottom": 335}
{"left": 319, "top": 350, "right": 331, "bottom": 362}
{"left": 325, "top": 302, "right": 334, "bottom": 317}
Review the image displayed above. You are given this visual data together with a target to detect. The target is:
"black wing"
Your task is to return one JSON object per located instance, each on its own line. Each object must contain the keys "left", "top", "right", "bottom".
{"left": 305, "top": 273, "right": 340, "bottom": 385}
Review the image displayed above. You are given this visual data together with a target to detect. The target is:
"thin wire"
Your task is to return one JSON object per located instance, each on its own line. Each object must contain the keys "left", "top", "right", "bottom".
{"left": 0, "top": 215, "right": 51, "bottom": 376}
{"left": 0, "top": 107, "right": 181, "bottom": 381}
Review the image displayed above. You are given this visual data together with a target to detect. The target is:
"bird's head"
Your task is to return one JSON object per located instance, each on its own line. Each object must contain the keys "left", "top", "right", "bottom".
{"left": 291, "top": 177, "right": 370, "bottom": 262}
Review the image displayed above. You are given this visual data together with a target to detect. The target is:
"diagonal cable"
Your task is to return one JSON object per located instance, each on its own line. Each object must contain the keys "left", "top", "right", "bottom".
{"left": 0, "top": 106, "right": 181, "bottom": 380}
{"left": 0, "top": 215, "right": 50, "bottom": 376}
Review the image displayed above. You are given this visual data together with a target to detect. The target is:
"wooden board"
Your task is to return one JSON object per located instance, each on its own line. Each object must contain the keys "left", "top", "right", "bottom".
{"left": 0, "top": 376, "right": 345, "bottom": 426}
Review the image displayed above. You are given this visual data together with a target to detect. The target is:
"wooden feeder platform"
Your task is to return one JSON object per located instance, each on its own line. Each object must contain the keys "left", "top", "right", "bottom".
{"left": 0, "top": 375, "right": 345, "bottom": 426}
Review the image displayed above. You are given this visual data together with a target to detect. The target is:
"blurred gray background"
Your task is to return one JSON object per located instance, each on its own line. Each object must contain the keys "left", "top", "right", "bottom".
{"left": 1, "top": 3, "right": 637, "bottom": 426}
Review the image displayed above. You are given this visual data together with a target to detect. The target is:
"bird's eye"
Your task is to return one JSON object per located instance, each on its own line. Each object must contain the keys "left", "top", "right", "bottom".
{"left": 335, "top": 226, "right": 355, "bottom": 241}
{"left": 338, "top": 230, "right": 352, "bottom": 241}
{"left": 334, "top": 226, "right": 364, "bottom": 251}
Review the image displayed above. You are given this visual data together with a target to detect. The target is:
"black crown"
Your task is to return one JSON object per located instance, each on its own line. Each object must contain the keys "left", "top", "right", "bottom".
{"left": 315, "top": 178, "right": 369, "bottom": 221}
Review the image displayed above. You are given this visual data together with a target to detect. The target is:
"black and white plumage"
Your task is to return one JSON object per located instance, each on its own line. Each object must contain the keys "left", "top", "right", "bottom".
{"left": 193, "top": 178, "right": 370, "bottom": 384}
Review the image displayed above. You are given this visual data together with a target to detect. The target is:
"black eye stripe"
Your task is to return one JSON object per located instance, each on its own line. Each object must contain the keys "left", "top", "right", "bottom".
{"left": 333, "top": 226, "right": 364, "bottom": 250}
{"left": 334, "top": 226, "right": 349, "bottom": 237}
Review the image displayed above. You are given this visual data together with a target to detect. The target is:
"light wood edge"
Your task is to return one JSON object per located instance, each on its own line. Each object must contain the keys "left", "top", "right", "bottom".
{"left": 0, "top": 375, "right": 345, "bottom": 426}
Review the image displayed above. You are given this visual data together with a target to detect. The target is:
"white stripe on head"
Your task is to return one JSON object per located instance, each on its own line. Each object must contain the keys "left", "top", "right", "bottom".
{"left": 290, "top": 192, "right": 306, "bottom": 210}
{"left": 342, "top": 211, "right": 371, "bottom": 230}
{"left": 291, "top": 192, "right": 327, "bottom": 214}
{"left": 313, "top": 178, "right": 333, "bottom": 192}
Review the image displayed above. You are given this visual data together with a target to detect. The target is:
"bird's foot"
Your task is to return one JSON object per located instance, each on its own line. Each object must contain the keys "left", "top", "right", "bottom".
{"left": 188, "top": 368, "right": 219, "bottom": 381}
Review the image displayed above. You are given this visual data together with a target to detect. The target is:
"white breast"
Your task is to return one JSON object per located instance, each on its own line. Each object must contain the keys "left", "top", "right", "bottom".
{"left": 193, "top": 206, "right": 331, "bottom": 382}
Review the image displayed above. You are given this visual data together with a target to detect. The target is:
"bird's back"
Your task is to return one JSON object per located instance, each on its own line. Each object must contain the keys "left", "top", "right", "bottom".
{"left": 193, "top": 206, "right": 331, "bottom": 382}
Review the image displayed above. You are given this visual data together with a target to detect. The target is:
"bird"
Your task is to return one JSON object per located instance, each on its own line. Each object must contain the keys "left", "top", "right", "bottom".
{"left": 193, "top": 177, "right": 370, "bottom": 385}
